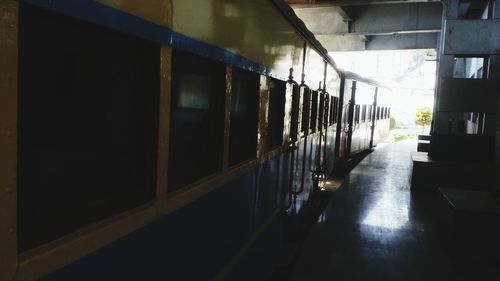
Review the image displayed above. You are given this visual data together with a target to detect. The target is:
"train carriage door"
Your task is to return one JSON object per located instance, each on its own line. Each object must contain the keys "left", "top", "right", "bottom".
{"left": 339, "top": 80, "right": 355, "bottom": 160}
{"left": 308, "top": 90, "right": 319, "bottom": 173}
{"left": 283, "top": 82, "right": 300, "bottom": 208}
{"left": 321, "top": 93, "right": 330, "bottom": 172}
{"left": 293, "top": 86, "right": 311, "bottom": 195}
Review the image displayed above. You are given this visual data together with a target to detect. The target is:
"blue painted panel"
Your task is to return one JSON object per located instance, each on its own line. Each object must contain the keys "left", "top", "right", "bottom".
{"left": 40, "top": 157, "right": 284, "bottom": 281}
{"left": 20, "top": 1, "right": 274, "bottom": 77}
{"left": 20, "top": 0, "right": 171, "bottom": 44}
{"left": 254, "top": 156, "right": 281, "bottom": 227}
{"left": 324, "top": 127, "right": 337, "bottom": 178}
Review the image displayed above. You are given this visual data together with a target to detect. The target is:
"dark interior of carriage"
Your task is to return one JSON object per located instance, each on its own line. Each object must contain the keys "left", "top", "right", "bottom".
{"left": 169, "top": 50, "right": 226, "bottom": 192}
{"left": 17, "top": 4, "right": 160, "bottom": 252}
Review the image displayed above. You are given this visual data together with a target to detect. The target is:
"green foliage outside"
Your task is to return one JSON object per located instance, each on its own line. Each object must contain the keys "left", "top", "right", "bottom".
{"left": 392, "top": 134, "right": 416, "bottom": 142}
{"left": 415, "top": 107, "right": 432, "bottom": 131}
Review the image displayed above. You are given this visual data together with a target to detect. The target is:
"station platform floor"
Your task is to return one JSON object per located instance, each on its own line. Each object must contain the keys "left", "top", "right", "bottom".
{"left": 283, "top": 138, "right": 499, "bottom": 281}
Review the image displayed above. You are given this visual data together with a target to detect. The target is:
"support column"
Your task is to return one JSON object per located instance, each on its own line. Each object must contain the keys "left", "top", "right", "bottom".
{"left": 0, "top": 1, "right": 18, "bottom": 280}
{"left": 433, "top": 0, "right": 459, "bottom": 135}
{"left": 492, "top": 1, "right": 500, "bottom": 192}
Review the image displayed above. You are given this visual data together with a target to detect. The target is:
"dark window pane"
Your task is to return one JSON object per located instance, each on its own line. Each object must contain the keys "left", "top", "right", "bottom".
{"left": 290, "top": 85, "right": 300, "bottom": 142}
{"left": 324, "top": 94, "right": 330, "bottom": 128}
{"left": 266, "top": 78, "right": 286, "bottom": 152}
{"left": 17, "top": 4, "right": 159, "bottom": 252}
{"left": 318, "top": 93, "right": 325, "bottom": 131}
{"left": 300, "top": 88, "right": 311, "bottom": 134}
{"left": 169, "top": 50, "right": 225, "bottom": 191}
{"left": 355, "top": 105, "right": 360, "bottom": 124}
{"left": 229, "top": 67, "right": 260, "bottom": 166}
{"left": 310, "top": 91, "right": 318, "bottom": 132}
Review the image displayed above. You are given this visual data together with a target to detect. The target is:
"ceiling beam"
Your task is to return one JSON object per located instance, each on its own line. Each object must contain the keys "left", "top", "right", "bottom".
{"left": 290, "top": 0, "right": 441, "bottom": 8}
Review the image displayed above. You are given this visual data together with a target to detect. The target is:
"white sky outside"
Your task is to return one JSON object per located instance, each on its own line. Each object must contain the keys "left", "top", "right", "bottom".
{"left": 330, "top": 50, "right": 436, "bottom": 126}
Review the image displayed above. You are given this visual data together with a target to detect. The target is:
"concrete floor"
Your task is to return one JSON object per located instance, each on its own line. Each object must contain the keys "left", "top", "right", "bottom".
{"left": 287, "top": 138, "right": 497, "bottom": 281}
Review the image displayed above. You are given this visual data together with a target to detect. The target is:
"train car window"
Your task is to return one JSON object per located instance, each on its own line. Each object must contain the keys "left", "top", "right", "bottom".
{"left": 361, "top": 105, "right": 367, "bottom": 123}
{"left": 266, "top": 78, "right": 286, "bottom": 152}
{"left": 169, "top": 50, "right": 225, "bottom": 191}
{"left": 376, "top": 107, "right": 381, "bottom": 120}
{"left": 229, "top": 67, "right": 260, "bottom": 166}
{"left": 300, "top": 88, "right": 311, "bottom": 134}
{"left": 290, "top": 85, "right": 300, "bottom": 142}
{"left": 17, "top": 4, "right": 159, "bottom": 252}
{"left": 318, "top": 93, "right": 325, "bottom": 131}
{"left": 323, "top": 94, "right": 330, "bottom": 128}
{"left": 310, "top": 91, "right": 319, "bottom": 132}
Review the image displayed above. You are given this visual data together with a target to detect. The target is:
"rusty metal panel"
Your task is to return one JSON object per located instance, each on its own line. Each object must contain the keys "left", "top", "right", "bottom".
{"left": 0, "top": 1, "right": 18, "bottom": 280}
{"left": 439, "top": 78, "right": 497, "bottom": 113}
{"left": 156, "top": 46, "right": 172, "bottom": 210}
{"left": 444, "top": 19, "right": 500, "bottom": 55}
{"left": 97, "top": 0, "right": 172, "bottom": 27}
{"left": 223, "top": 65, "right": 232, "bottom": 172}
{"left": 258, "top": 75, "right": 270, "bottom": 161}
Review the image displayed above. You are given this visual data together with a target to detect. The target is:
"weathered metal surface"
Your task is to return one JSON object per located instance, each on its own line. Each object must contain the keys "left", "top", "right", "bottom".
{"left": 97, "top": 0, "right": 172, "bottom": 27}
{"left": 223, "top": 65, "right": 232, "bottom": 172}
{"left": 444, "top": 19, "right": 500, "bottom": 55}
{"left": 156, "top": 46, "right": 172, "bottom": 209}
{"left": 0, "top": 1, "right": 18, "bottom": 280}
{"left": 258, "top": 75, "right": 270, "bottom": 161}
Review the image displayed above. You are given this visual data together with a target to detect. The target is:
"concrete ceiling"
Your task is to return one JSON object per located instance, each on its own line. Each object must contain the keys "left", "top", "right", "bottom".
{"left": 286, "top": 0, "right": 443, "bottom": 51}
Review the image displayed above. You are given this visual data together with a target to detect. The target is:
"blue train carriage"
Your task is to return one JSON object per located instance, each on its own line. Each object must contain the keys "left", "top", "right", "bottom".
{"left": 0, "top": 0, "right": 344, "bottom": 281}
